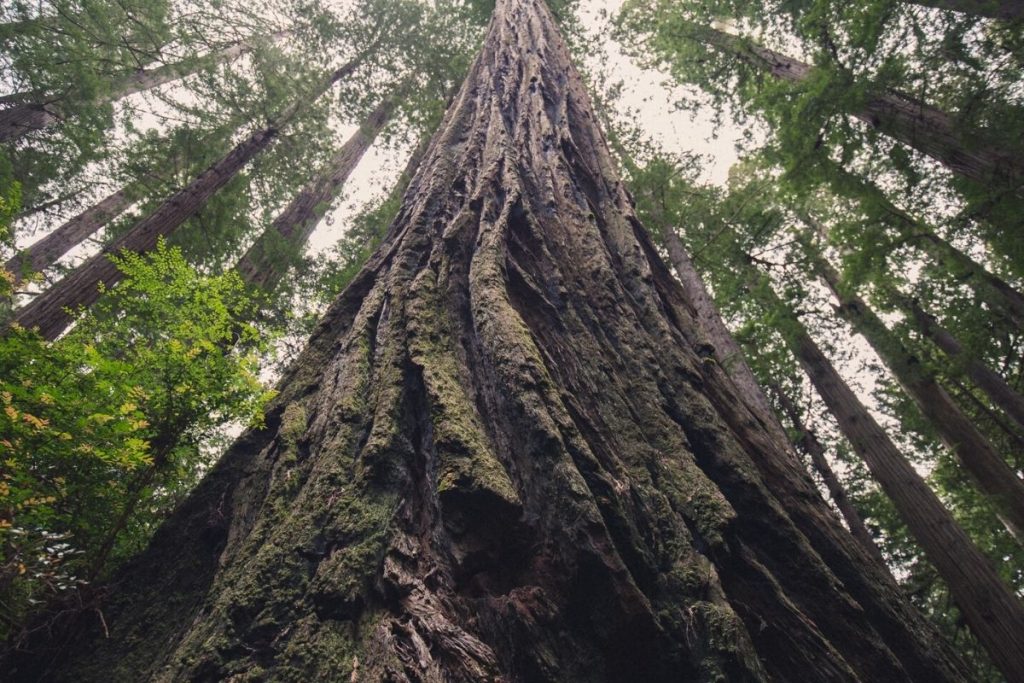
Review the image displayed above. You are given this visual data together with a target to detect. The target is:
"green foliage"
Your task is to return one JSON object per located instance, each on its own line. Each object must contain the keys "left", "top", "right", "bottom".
{"left": 0, "top": 241, "right": 274, "bottom": 637}
{"left": 1, "top": 0, "right": 173, "bottom": 205}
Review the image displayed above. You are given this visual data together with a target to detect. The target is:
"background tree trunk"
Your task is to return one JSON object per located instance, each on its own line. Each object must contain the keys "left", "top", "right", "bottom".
{"left": 821, "top": 160, "right": 1024, "bottom": 328}
{"left": 0, "top": 102, "right": 58, "bottom": 142}
{"left": 770, "top": 383, "right": 887, "bottom": 566}
{"left": 7, "top": 0, "right": 971, "bottom": 680}
{"left": 661, "top": 228, "right": 794, "bottom": 451}
{"left": 745, "top": 259, "right": 1024, "bottom": 681}
{"left": 10, "top": 126, "right": 278, "bottom": 339}
{"left": 697, "top": 25, "right": 1024, "bottom": 188}
{"left": 0, "top": 34, "right": 280, "bottom": 143}
{"left": 815, "top": 254, "right": 1024, "bottom": 542}
{"left": 4, "top": 182, "right": 137, "bottom": 285}
{"left": 9, "top": 58, "right": 362, "bottom": 340}
{"left": 901, "top": 294, "right": 1024, "bottom": 430}
{"left": 236, "top": 95, "right": 396, "bottom": 290}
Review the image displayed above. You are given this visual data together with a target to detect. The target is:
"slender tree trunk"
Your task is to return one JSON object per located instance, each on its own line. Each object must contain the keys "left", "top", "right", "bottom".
{"left": 744, "top": 262, "right": 1024, "bottom": 681}
{"left": 813, "top": 254, "right": 1024, "bottom": 542}
{"left": 113, "top": 33, "right": 288, "bottom": 101}
{"left": 905, "top": 0, "right": 1024, "bottom": 20}
{"left": 655, "top": 221, "right": 898, "bottom": 577}
{"left": 769, "top": 383, "right": 887, "bottom": 566}
{"left": 822, "top": 160, "right": 1024, "bottom": 328}
{"left": 9, "top": 59, "right": 362, "bottom": 340}
{"left": 0, "top": 34, "right": 283, "bottom": 143}
{"left": 8, "top": 1, "right": 968, "bottom": 680}
{"left": 4, "top": 183, "right": 137, "bottom": 285}
{"left": 696, "top": 25, "right": 1024, "bottom": 188}
{"left": 645, "top": 202, "right": 904, "bottom": 620}
{"left": 651, "top": 226, "right": 922, "bottom": 634}
{"left": 948, "top": 376, "right": 1024, "bottom": 453}
{"left": 901, "top": 295, "right": 1024, "bottom": 431}
{"left": 910, "top": 228, "right": 1024, "bottom": 328}
{"left": 236, "top": 95, "right": 396, "bottom": 290}
{"left": 12, "top": 186, "right": 85, "bottom": 222}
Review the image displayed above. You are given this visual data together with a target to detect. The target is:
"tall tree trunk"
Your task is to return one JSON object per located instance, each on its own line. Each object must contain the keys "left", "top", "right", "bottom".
{"left": 0, "top": 34, "right": 283, "bottom": 143}
{"left": 769, "top": 383, "right": 887, "bottom": 567}
{"left": 822, "top": 160, "right": 1024, "bottom": 328}
{"left": 4, "top": 182, "right": 137, "bottom": 285}
{"left": 656, "top": 224, "right": 899, "bottom": 577}
{"left": 113, "top": 32, "right": 289, "bottom": 101}
{"left": 7, "top": 0, "right": 969, "bottom": 680}
{"left": 743, "top": 262, "right": 1024, "bottom": 681}
{"left": 236, "top": 95, "right": 396, "bottom": 290}
{"left": 9, "top": 59, "right": 362, "bottom": 340}
{"left": 901, "top": 294, "right": 1024, "bottom": 431}
{"left": 660, "top": 228, "right": 795, "bottom": 451}
{"left": 813, "top": 254, "right": 1024, "bottom": 542}
{"left": 695, "top": 25, "right": 1024, "bottom": 189}
{"left": 905, "top": 0, "right": 1024, "bottom": 20}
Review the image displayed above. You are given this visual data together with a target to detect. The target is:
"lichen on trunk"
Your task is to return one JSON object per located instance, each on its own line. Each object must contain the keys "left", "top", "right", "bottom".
{"left": 8, "top": 0, "right": 968, "bottom": 680}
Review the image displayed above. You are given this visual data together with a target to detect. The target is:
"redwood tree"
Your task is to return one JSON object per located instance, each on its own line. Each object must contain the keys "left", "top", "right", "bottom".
{"left": 9, "top": 58, "right": 362, "bottom": 340}
{"left": 9, "top": 0, "right": 972, "bottom": 680}
{"left": 236, "top": 94, "right": 396, "bottom": 291}
{"left": 626, "top": 21, "right": 1024, "bottom": 192}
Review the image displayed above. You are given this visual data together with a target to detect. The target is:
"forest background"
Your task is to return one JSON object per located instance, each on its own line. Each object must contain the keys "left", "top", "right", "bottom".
{"left": 0, "top": 0, "right": 1022, "bottom": 679}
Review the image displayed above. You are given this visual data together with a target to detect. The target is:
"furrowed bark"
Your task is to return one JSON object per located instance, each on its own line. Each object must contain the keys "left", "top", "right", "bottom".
{"left": 9, "top": 0, "right": 969, "bottom": 680}
{"left": 0, "top": 34, "right": 283, "bottom": 143}
{"left": 905, "top": 0, "right": 1024, "bottom": 20}
{"left": 747, "top": 261, "right": 1024, "bottom": 681}
{"left": 661, "top": 228, "right": 794, "bottom": 451}
{"left": 902, "top": 295, "right": 1024, "bottom": 431}
{"left": 236, "top": 94, "right": 396, "bottom": 290}
{"left": 657, "top": 223, "right": 898, "bottom": 581}
{"left": 9, "top": 58, "right": 362, "bottom": 340}
{"left": 769, "top": 383, "right": 887, "bottom": 567}
{"left": 696, "top": 25, "right": 1024, "bottom": 189}
{"left": 815, "top": 255, "right": 1024, "bottom": 543}
{"left": 4, "top": 182, "right": 137, "bottom": 285}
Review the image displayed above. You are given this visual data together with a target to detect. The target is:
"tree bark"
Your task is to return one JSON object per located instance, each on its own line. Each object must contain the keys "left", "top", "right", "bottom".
{"left": 8, "top": 0, "right": 971, "bottom": 680}
{"left": 0, "top": 101, "right": 59, "bottom": 142}
{"left": 661, "top": 228, "right": 794, "bottom": 451}
{"left": 696, "top": 25, "right": 1024, "bottom": 189}
{"left": 236, "top": 95, "right": 396, "bottom": 291}
{"left": 657, "top": 223, "right": 898, "bottom": 579}
{"left": 745, "top": 264, "right": 1024, "bottom": 682}
{"left": 9, "top": 58, "right": 362, "bottom": 340}
{"left": 0, "top": 34, "right": 283, "bottom": 143}
{"left": 905, "top": 0, "right": 1024, "bottom": 20}
{"left": 4, "top": 183, "right": 136, "bottom": 285}
{"left": 814, "top": 255, "right": 1024, "bottom": 542}
{"left": 901, "top": 294, "right": 1024, "bottom": 431}
{"left": 769, "top": 383, "right": 887, "bottom": 567}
